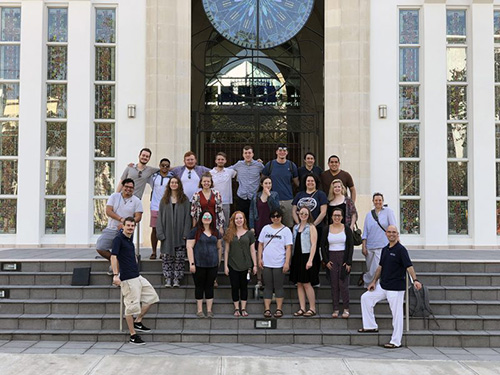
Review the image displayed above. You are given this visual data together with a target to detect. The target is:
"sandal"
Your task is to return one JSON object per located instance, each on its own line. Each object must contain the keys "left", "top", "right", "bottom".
{"left": 342, "top": 310, "right": 350, "bottom": 319}
{"left": 384, "top": 343, "right": 401, "bottom": 349}
{"left": 358, "top": 328, "right": 379, "bottom": 333}
{"left": 273, "top": 309, "right": 283, "bottom": 318}
{"left": 196, "top": 311, "right": 205, "bottom": 318}
{"left": 263, "top": 309, "right": 272, "bottom": 318}
{"left": 150, "top": 253, "right": 157, "bottom": 260}
{"left": 303, "top": 309, "right": 316, "bottom": 317}
{"left": 234, "top": 309, "right": 241, "bottom": 317}
{"left": 240, "top": 309, "right": 249, "bottom": 317}
{"left": 293, "top": 309, "right": 305, "bottom": 317}
{"left": 332, "top": 310, "right": 339, "bottom": 318}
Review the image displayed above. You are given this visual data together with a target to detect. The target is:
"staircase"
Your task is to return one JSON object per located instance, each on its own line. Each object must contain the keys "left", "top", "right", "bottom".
{"left": 0, "top": 258, "right": 499, "bottom": 347}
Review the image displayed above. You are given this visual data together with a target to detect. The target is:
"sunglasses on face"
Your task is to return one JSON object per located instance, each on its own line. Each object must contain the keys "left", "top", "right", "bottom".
{"left": 271, "top": 215, "right": 281, "bottom": 219}
{"left": 202, "top": 214, "right": 212, "bottom": 220}
{"left": 277, "top": 147, "right": 287, "bottom": 151}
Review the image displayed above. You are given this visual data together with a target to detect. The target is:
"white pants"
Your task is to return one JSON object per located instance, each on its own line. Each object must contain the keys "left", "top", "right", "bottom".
{"left": 360, "top": 283, "right": 405, "bottom": 347}
{"left": 363, "top": 248, "right": 382, "bottom": 286}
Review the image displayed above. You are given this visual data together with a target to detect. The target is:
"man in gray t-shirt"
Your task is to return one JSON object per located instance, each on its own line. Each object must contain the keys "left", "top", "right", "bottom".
{"left": 116, "top": 148, "right": 159, "bottom": 199}
{"left": 96, "top": 178, "right": 143, "bottom": 269}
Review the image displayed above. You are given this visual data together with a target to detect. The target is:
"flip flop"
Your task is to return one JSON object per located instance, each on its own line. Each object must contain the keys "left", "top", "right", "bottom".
{"left": 263, "top": 309, "right": 272, "bottom": 318}
{"left": 332, "top": 311, "right": 339, "bottom": 318}
{"left": 303, "top": 309, "right": 316, "bottom": 317}
{"left": 384, "top": 343, "right": 401, "bottom": 349}
{"left": 240, "top": 309, "right": 249, "bottom": 317}
{"left": 293, "top": 309, "right": 305, "bottom": 317}
{"left": 273, "top": 309, "right": 283, "bottom": 318}
{"left": 358, "top": 328, "right": 379, "bottom": 333}
{"left": 234, "top": 309, "right": 241, "bottom": 317}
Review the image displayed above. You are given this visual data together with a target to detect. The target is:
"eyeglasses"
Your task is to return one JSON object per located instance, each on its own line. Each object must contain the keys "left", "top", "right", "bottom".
{"left": 123, "top": 185, "right": 134, "bottom": 190}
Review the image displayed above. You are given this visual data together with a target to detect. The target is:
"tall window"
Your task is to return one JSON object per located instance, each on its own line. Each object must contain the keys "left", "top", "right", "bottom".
{"left": 446, "top": 9, "right": 468, "bottom": 235}
{"left": 0, "top": 7, "right": 21, "bottom": 234}
{"left": 398, "top": 9, "right": 420, "bottom": 234}
{"left": 495, "top": 11, "right": 500, "bottom": 235}
{"left": 45, "top": 8, "right": 68, "bottom": 234}
{"left": 93, "top": 8, "right": 116, "bottom": 234}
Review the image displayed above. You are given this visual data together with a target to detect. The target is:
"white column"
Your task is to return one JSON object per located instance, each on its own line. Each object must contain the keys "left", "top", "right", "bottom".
{"left": 422, "top": 3, "right": 448, "bottom": 247}
{"left": 470, "top": 3, "right": 496, "bottom": 247}
{"left": 115, "top": 0, "right": 147, "bottom": 169}
{"left": 65, "top": 2, "right": 92, "bottom": 245}
{"left": 370, "top": 0, "right": 399, "bottom": 209}
{"left": 16, "top": 1, "right": 44, "bottom": 245}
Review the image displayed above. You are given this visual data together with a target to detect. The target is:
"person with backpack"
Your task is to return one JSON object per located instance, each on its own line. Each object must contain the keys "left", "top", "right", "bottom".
{"left": 360, "top": 192, "right": 397, "bottom": 287}
{"left": 262, "top": 144, "right": 299, "bottom": 227}
{"left": 358, "top": 225, "right": 422, "bottom": 349}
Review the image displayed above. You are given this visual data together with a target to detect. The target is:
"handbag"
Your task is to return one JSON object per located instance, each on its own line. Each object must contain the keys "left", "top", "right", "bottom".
{"left": 352, "top": 223, "right": 362, "bottom": 246}
{"left": 340, "top": 264, "right": 350, "bottom": 281}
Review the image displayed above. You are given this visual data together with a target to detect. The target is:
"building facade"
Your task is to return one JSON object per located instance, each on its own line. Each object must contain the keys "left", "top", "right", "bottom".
{"left": 0, "top": 0, "right": 498, "bottom": 249}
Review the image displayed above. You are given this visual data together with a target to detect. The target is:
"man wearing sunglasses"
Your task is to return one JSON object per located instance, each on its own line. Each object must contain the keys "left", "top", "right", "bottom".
{"left": 96, "top": 178, "right": 143, "bottom": 274}
{"left": 262, "top": 144, "right": 299, "bottom": 227}
{"left": 170, "top": 151, "right": 210, "bottom": 202}
{"left": 116, "top": 148, "right": 159, "bottom": 199}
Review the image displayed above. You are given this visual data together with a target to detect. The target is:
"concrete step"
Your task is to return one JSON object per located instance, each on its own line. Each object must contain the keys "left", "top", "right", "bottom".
{"left": 7, "top": 259, "right": 500, "bottom": 274}
{"left": 1, "top": 296, "right": 500, "bottom": 317}
{"left": 2, "top": 283, "right": 500, "bottom": 302}
{"left": 0, "top": 327, "right": 498, "bottom": 347}
{"left": 2, "top": 270, "right": 500, "bottom": 287}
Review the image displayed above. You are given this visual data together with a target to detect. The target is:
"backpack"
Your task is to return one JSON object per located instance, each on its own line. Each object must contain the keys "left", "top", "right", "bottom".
{"left": 408, "top": 282, "right": 440, "bottom": 328}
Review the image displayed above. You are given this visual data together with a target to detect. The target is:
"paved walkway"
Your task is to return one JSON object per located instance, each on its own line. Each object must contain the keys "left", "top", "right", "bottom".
{"left": 1, "top": 247, "right": 500, "bottom": 261}
{"left": 0, "top": 341, "right": 499, "bottom": 375}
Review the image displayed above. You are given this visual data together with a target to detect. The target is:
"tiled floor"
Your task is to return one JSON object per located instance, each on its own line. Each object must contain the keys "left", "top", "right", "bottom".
{"left": 0, "top": 340, "right": 499, "bottom": 361}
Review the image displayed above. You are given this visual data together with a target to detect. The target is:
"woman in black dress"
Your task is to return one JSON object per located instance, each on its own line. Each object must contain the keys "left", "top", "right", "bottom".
{"left": 290, "top": 206, "right": 318, "bottom": 317}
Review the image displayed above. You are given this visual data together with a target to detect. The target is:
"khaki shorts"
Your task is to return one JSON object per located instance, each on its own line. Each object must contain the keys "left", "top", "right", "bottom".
{"left": 120, "top": 276, "right": 159, "bottom": 315}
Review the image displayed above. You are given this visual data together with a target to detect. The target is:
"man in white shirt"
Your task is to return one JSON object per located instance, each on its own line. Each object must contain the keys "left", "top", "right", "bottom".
{"left": 210, "top": 152, "right": 236, "bottom": 228}
{"left": 170, "top": 151, "right": 210, "bottom": 202}
{"left": 96, "top": 178, "right": 143, "bottom": 274}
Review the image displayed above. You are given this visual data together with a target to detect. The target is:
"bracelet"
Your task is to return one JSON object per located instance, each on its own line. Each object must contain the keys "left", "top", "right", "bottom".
{"left": 191, "top": 263, "right": 194, "bottom": 266}
{"left": 113, "top": 274, "right": 118, "bottom": 276}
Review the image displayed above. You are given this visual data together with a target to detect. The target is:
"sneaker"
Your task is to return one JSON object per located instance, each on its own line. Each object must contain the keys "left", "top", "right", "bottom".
{"left": 173, "top": 280, "right": 180, "bottom": 288}
{"left": 133, "top": 322, "right": 151, "bottom": 332}
{"left": 107, "top": 266, "right": 114, "bottom": 276}
{"left": 129, "top": 334, "right": 146, "bottom": 345}
{"left": 165, "top": 278, "right": 172, "bottom": 288}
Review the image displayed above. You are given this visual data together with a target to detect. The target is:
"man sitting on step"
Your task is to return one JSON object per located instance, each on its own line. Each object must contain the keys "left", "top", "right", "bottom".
{"left": 358, "top": 225, "right": 422, "bottom": 349}
{"left": 96, "top": 178, "right": 143, "bottom": 275}
{"left": 111, "top": 217, "right": 159, "bottom": 345}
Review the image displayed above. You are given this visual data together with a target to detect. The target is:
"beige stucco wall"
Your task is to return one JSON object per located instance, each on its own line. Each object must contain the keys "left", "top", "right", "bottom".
{"left": 146, "top": 0, "right": 191, "bottom": 168}
{"left": 325, "top": 0, "right": 371, "bottom": 220}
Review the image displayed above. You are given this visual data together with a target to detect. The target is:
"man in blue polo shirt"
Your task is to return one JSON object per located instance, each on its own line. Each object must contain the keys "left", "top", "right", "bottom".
{"left": 111, "top": 217, "right": 159, "bottom": 345}
{"left": 262, "top": 143, "right": 299, "bottom": 227}
{"left": 359, "top": 225, "right": 422, "bottom": 349}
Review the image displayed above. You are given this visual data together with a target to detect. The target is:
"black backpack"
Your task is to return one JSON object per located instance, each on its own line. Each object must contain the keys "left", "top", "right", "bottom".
{"left": 408, "top": 282, "right": 440, "bottom": 328}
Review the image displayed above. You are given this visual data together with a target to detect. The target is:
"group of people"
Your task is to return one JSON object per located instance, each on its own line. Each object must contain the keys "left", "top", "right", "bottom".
{"left": 101, "top": 145, "right": 422, "bottom": 349}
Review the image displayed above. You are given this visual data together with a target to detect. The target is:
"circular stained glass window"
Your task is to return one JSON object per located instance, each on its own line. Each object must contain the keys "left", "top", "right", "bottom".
{"left": 202, "top": 0, "right": 314, "bottom": 49}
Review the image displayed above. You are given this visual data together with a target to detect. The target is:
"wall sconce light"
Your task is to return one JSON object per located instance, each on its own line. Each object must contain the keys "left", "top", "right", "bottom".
{"left": 378, "top": 105, "right": 387, "bottom": 119}
{"left": 127, "top": 104, "right": 136, "bottom": 118}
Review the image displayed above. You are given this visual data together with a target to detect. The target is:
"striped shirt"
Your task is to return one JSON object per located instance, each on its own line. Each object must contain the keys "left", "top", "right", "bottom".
{"left": 230, "top": 159, "right": 264, "bottom": 200}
